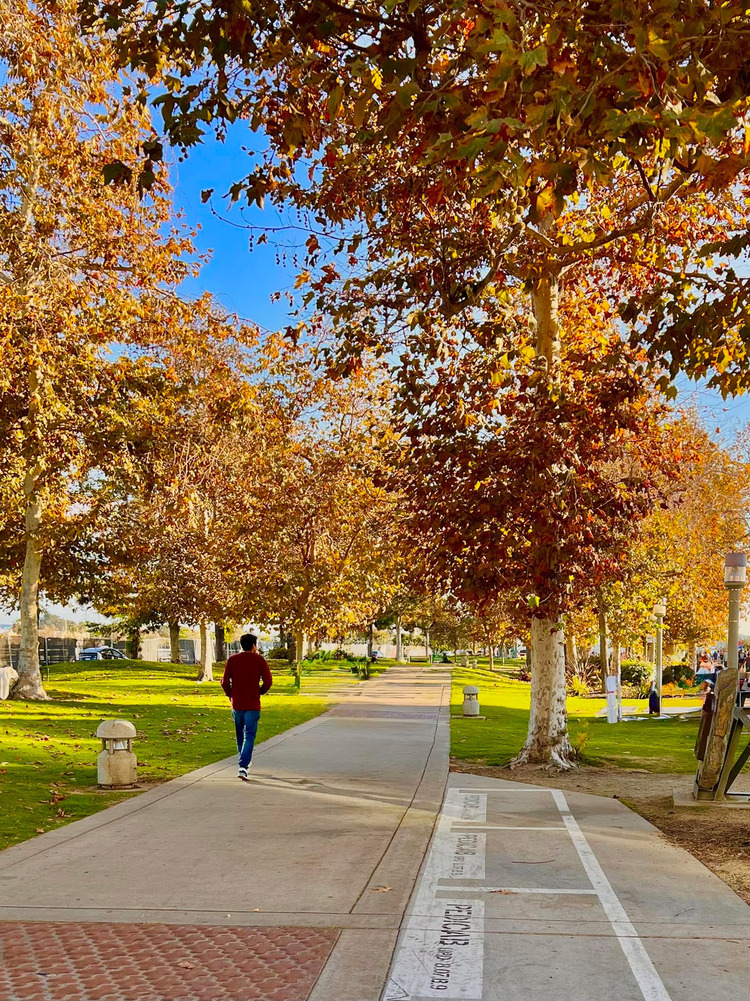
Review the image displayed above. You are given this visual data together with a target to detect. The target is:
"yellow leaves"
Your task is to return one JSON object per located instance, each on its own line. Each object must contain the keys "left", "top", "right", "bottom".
{"left": 535, "top": 184, "right": 555, "bottom": 216}
{"left": 646, "top": 29, "right": 671, "bottom": 60}
{"left": 370, "top": 66, "right": 383, "bottom": 90}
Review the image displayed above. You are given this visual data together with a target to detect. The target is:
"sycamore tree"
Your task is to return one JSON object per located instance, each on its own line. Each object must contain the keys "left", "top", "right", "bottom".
{"left": 91, "top": 1, "right": 750, "bottom": 763}
{"left": 243, "top": 364, "right": 397, "bottom": 687}
{"left": 592, "top": 414, "right": 750, "bottom": 680}
{"left": 94, "top": 356, "right": 274, "bottom": 681}
{"left": 634, "top": 418, "right": 750, "bottom": 662}
{"left": 0, "top": 0, "right": 240, "bottom": 699}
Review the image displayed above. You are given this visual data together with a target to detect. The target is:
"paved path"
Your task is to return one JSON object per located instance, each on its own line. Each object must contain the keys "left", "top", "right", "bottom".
{"left": 0, "top": 664, "right": 450, "bottom": 1001}
{"left": 2, "top": 665, "right": 750, "bottom": 1001}
{"left": 384, "top": 773, "right": 750, "bottom": 1001}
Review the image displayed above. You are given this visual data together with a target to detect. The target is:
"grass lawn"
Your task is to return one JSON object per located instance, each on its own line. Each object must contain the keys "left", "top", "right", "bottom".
{"left": 451, "top": 666, "right": 702, "bottom": 772}
{"left": 0, "top": 658, "right": 356, "bottom": 850}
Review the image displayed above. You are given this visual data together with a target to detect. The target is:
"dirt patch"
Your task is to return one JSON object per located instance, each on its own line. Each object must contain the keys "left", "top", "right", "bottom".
{"left": 451, "top": 758, "right": 750, "bottom": 904}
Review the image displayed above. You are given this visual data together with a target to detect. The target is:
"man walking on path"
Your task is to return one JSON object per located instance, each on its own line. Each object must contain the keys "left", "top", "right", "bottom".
{"left": 221, "top": 633, "right": 273, "bottom": 780}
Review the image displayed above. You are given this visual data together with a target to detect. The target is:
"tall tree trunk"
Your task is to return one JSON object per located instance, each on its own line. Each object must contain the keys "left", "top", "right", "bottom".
{"left": 513, "top": 617, "right": 574, "bottom": 768}
{"left": 610, "top": 637, "right": 622, "bottom": 722}
{"left": 126, "top": 627, "right": 141, "bottom": 660}
{"left": 294, "top": 628, "right": 304, "bottom": 689}
{"left": 564, "top": 630, "right": 578, "bottom": 676}
{"left": 197, "top": 621, "right": 213, "bottom": 681}
{"left": 488, "top": 638, "right": 494, "bottom": 671}
{"left": 367, "top": 621, "right": 374, "bottom": 658}
{"left": 395, "top": 615, "right": 403, "bottom": 663}
{"left": 214, "top": 621, "right": 226, "bottom": 662}
{"left": 516, "top": 272, "right": 574, "bottom": 767}
{"left": 688, "top": 638, "right": 697, "bottom": 672}
{"left": 16, "top": 496, "right": 47, "bottom": 700}
{"left": 598, "top": 599, "right": 608, "bottom": 694}
{"left": 425, "top": 627, "right": 431, "bottom": 661}
{"left": 15, "top": 361, "right": 48, "bottom": 700}
{"left": 279, "top": 622, "right": 289, "bottom": 658}
{"left": 168, "top": 620, "right": 181, "bottom": 664}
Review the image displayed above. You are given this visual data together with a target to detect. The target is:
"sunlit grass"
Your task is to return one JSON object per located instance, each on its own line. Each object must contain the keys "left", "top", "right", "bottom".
{"left": 451, "top": 666, "right": 702, "bottom": 772}
{"left": 0, "top": 658, "right": 355, "bottom": 849}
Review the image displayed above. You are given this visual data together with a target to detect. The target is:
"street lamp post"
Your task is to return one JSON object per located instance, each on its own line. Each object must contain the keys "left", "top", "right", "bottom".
{"left": 653, "top": 598, "right": 667, "bottom": 717}
{"left": 724, "top": 553, "right": 747, "bottom": 677}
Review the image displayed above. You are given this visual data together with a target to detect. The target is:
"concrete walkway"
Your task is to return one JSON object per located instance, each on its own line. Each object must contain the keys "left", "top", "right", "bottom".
{"left": 2, "top": 664, "right": 750, "bottom": 1001}
{"left": 384, "top": 773, "right": 750, "bottom": 1001}
{"left": 0, "top": 664, "right": 450, "bottom": 1001}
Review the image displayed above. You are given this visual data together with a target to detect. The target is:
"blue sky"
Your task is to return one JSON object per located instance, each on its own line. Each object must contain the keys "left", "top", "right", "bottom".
{"left": 170, "top": 128, "right": 300, "bottom": 332}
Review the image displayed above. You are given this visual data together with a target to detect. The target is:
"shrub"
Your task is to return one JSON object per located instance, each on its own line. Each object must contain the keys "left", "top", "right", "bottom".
{"left": 567, "top": 675, "right": 591, "bottom": 697}
{"left": 267, "top": 645, "right": 289, "bottom": 660}
{"left": 572, "top": 722, "right": 590, "bottom": 755}
{"left": 661, "top": 682, "right": 682, "bottom": 698}
{"left": 620, "top": 661, "right": 652, "bottom": 687}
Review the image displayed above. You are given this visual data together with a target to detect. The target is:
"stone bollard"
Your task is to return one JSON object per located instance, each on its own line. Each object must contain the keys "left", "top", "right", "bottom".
{"left": 0, "top": 665, "right": 19, "bottom": 700}
{"left": 97, "top": 719, "right": 138, "bottom": 788}
{"left": 461, "top": 653, "right": 469, "bottom": 668}
{"left": 462, "top": 685, "right": 480, "bottom": 717}
{"left": 469, "top": 657, "right": 478, "bottom": 671}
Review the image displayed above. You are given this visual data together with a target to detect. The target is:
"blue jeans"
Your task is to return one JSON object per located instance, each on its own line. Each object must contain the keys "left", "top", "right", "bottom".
{"left": 233, "top": 709, "right": 260, "bottom": 769}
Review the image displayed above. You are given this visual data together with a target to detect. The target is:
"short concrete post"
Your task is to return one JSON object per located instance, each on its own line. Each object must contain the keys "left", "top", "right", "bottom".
{"left": 0, "top": 665, "right": 19, "bottom": 700}
{"left": 96, "top": 719, "right": 137, "bottom": 788}
{"left": 462, "top": 685, "right": 480, "bottom": 717}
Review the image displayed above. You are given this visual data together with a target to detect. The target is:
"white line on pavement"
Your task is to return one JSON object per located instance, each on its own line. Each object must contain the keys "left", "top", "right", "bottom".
{"left": 551, "top": 789, "right": 673, "bottom": 1001}
{"left": 383, "top": 789, "right": 486, "bottom": 1000}
{"left": 453, "top": 787, "right": 551, "bottom": 793}
{"left": 450, "top": 824, "right": 567, "bottom": 831}
{"left": 440, "top": 886, "right": 598, "bottom": 895}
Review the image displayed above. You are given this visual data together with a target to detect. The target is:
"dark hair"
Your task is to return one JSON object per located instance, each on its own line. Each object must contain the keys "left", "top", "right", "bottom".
{"left": 240, "top": 633, "right": 257, "bottom": 652}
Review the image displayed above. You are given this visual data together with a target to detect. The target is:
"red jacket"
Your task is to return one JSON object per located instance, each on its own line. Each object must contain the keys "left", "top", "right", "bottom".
{"left": 221, "top": 651, "right": 273, "bottom": 710}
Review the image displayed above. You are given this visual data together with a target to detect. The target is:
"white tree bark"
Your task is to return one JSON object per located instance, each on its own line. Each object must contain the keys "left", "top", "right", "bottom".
{"left": 16, "top": 517, "right": 47, "bottom": 700}
{"left": 395, "top": 615, "right": 403, "bottom": 663}
{"left": 513, "top": 618, "right": 574, "bottom": 768}
{"left": 15, "top": 470, "right": 48, "bottom": 700}
{"left": 197, "top": 621, "right": 213, "bottom": 681}
{"left": 514, "top": 272, "right": 575, "bottom": 767}
{"left": 564, "top": 630, "right": 578, "bottom": 676}
{"left": 169, "top": 620, "right": 181, "bottom": 664}
{"left": 611, "top": 637, "right": 622, "bottom": 722}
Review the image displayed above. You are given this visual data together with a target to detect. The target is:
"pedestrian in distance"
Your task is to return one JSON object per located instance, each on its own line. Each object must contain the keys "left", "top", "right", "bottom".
{"left": 221, "top": 633, "right": 273, "bottom": 781}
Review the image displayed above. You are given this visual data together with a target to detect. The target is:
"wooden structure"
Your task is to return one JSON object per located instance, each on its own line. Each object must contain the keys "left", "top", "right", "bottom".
{"left": 694, "top": 667, "right": 750, "bottom": 803}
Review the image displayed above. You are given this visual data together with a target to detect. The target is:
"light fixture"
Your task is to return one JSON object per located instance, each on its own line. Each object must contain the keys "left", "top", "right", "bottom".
{"left": 724, "top": 553, "right": 747, "bottom": 588}
{"left": 653, "top": 598, "right": 667, "bottom": 618}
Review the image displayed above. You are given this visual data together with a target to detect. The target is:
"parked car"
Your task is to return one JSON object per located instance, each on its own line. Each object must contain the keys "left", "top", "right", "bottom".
{"left": 79, "top": 646, "right": 127, "bottom": 661}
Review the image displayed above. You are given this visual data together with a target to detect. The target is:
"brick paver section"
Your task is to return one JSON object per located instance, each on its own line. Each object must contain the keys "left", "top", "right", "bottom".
{"left": 0, "top": 923, "right": 339, "bottom": 1001}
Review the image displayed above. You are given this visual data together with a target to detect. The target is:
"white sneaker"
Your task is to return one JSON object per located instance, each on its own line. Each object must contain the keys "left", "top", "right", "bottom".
{"left": 238, "top": 767, "right": 248, "bottom": 781}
